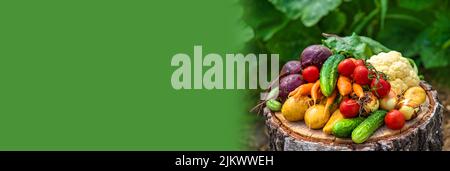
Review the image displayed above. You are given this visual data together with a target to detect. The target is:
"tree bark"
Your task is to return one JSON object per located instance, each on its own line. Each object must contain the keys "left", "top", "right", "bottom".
{"left": 264, "top": 81, "right": 444, "bottom": 151}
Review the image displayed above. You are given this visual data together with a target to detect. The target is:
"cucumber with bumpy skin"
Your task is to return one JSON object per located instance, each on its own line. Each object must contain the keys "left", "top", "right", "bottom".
{"left": 352, "top": 110, "right": 387, "bottom": 143}
{"left": 332, "top": 117, "right": 365, "bottom": 138}
{"left": 320, "top": 54, "right": 345, "bottom": 97}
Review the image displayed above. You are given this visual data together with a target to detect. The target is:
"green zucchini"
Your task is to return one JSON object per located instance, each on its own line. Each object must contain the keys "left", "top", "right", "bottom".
{"left": 351, "top": 110, "right": 387, "bottom": 144}
{"left": 320, "top": 54, "right": 345, "bottom": 96}
{"left": 332, "top": 117, "right": 365, "bottom": 138}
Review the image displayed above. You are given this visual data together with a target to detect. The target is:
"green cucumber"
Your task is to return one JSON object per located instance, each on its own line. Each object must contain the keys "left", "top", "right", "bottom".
{"left": 351, "top": 110, "right": 387, "bottom": 144}
{"left": 266, "top": 99, "right": 281, "bottom": 112}
{"left": 332, "top": 117, "right": 365, "bottom": 138}
{"left": 320, "top": 54, "right": 345, "bottom": 97}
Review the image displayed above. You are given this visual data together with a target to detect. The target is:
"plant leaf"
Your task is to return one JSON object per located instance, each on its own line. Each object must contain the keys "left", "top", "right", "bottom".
{"left": 442, "top": 39, "right": 450, "bottom": 49}
{"left": 323, "top": 33, "right": 390, "bottom": 59}
{"left": 319, "top": 10, "right": 347, "bottom": 34}
{"left": 269, "top": 0, "right": 342, "bottom": 27}
{"left": 397, "top": 0, "right": 436, "bottom": 11}
{"left": 354, "top": 8, "right": 379, "bottom": 34}
{"left": 241, "top": 0, "right": 289, "bottom": 41}
{"left": 266, "top": 20, "right": 322, "bottom": 61}
{"left": 415, "top": 12, "right": 450, "bottom": 68}
{"left": 380, "top": 0, "right": 388, "bottom": 29}
{"left": 385, "top": 14, "right": 426, "bottom": 26}
{"left": 377, "top": 14, "right": 425, "bottom": 57}
{"left": 348, "top": 11, "right": 365, "bottom": 32}
{"left": 360, "top": 36, "right": 391, "bottom": 54}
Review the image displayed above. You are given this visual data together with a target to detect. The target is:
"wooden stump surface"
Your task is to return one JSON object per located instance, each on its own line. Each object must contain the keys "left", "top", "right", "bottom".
{"left": 264, "top": 81, "right": 444, "bottom": 151}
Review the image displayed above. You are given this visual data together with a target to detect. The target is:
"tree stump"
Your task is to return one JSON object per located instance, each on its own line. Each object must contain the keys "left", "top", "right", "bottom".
{"left": 264, "top": 81, "right": 444, "bottom": 151}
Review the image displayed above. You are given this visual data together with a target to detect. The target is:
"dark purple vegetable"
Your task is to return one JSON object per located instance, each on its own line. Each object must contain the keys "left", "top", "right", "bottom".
{"left": 267, "top": 60, "right": 301, "bottom": 90}
{"left": 280, "top": 60, "right": 302, "bottom": 77}
{"left": 300, "top": 45, "right": 332, "bottom": 69}
{"left": 279, "top": 74, "right": 304, "bottom": 101}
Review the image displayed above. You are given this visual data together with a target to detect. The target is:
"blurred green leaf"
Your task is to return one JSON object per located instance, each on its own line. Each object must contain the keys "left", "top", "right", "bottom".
{"left": 242, "top": 0, "right": 450, "bottom": 71}
{"left": 365, "top": 19, "right": 378, "bottom": 37}
{"left": 377, "top": 14, "right": 426, "bottom": 57}
{"left": 266, "top": 20, "right": 321, "bottom": 61}
{"left": 241, "top": 23, "right": 255, "bottom": 43}
{"left": 415, "top": 12, "right": 450, "bottom": 68}
{"left": 443, "top": 39, "right": 450, "bottom": 49}
{"left": 418, "top": 43, "right": 449, "bottom": 68}
{"left": 339, "top": 0, "right": 370, "bottom": 35}
{"left": 348, "top": 11, "right": 365, "bottom": 33}
{"left": 241, "top": 0, "right": 289, "bottom": 41}
{"left": 424, "top": 67, "right": 450, "bottom": 86}
{"left": 269, "top": 0, "right": 342, "bottom": 27}
{"left": 354, "top": 8, "right": 379, "bottom": 34}
{"left": 380, "top": 0, "right": 388, "bottom": 29}
{"left": 385, "top": 14, "right": 426, "bottom": 26}
{"left": 397, "top": 0, "right": 436, "bottom": 11}
{"left": 319, "top": 10, "right": 347, "bottom": 33}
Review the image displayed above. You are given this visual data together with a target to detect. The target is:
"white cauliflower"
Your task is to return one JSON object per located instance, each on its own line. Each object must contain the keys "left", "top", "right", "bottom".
{"left": 367, "top": 51, "right": 420, "bottom": 94}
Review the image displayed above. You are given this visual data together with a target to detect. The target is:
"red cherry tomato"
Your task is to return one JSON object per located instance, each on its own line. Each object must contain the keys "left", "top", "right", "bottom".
{"left": 302, "top": 66, "right": 320, "bottom": 83}
{"left": 385, "top": 110, "right": 405, "bottom": 130}
{"left": 338, "top": 59, "right": 356, "bottom": 77}
{"left": 370, "top": 78, "right": 391, "bottom": 98}
{"left": 354, "top": 59, "right": 365, "bottom": 67}
{"left": 353, "top": 66, "right": 370, "bottom": 85}
{"left": 339, "top": 99, "right": 360, "bottom": 118}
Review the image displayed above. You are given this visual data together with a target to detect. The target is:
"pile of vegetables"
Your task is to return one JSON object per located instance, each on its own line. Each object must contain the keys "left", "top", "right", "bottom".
{"left": 266, "top": 34, "right": 427, "bottom": 144}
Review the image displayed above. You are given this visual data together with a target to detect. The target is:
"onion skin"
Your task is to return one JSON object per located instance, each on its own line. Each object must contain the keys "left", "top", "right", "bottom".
{"left": 398, "top": 105, "right": 418, "bottom": 120}
{"left": 362, "top": 92, "right": 379, "bottom": 116}
{"left": 380, "top": 91, "right": 398, "bottom": 111}
{"left": 402, "top": 87, "right": 426, "bottom": 108}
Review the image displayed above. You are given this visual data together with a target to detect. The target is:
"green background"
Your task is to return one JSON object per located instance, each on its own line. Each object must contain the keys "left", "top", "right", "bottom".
{"left": 0, "top": 0, "right": 247, "bottom": 150}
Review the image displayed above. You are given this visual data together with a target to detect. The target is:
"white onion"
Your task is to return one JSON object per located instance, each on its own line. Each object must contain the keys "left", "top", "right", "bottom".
{"left": 380, "top": 91, "right": 398, "bottom": 111}
{"left": 399, "top": 105, "right": 417, "bottom": 120}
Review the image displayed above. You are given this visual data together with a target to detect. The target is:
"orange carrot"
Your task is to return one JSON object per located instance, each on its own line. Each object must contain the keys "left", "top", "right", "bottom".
{"left": 324, "top": 91, "right": 337, "bottom": 115}
{"left": 311, "top": 80, "right": 321, "bottom": 104}
{"left": 289, "top": 83, "right": 314, "bottom": 98}
{"left": 353, "top": 83, "right": 364, "bottom": 98}
{"left": 337, "top": 75, "right": 352, "bottom": 96}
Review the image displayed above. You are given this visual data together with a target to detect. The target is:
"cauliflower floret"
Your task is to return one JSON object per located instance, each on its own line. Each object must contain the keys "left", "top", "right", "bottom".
{"left": 367, "top": 51, "right": 420, "bottom": 94}
{"left": 389, "top": 79, "right": 409, "bottom": 95}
